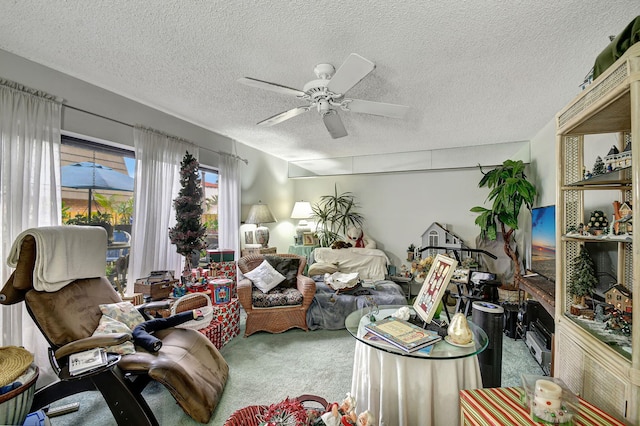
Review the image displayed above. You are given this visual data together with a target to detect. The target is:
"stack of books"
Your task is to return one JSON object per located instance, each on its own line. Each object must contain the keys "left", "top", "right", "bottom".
{"left": 69, "top": 348, "right": 108, "bottom": 376}
{"left": 364, "top": 317, "right": 442, "bottom": 353}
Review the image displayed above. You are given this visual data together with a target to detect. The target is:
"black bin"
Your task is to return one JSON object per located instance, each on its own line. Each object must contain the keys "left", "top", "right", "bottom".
{"left": 472, "top": 301, "right": 504, "bottom": 388}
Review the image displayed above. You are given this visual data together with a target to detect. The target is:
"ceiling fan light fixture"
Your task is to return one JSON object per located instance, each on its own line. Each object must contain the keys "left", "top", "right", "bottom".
{"left": 238, "top": 53, "right": 410, "bottom": 137}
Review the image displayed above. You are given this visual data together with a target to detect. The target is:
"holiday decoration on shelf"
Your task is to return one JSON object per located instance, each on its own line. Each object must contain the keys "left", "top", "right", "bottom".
{"left": 592, "top": 156, "right": 606, "bottom": 176}
{"left": 586, "top": 210, "right": 608, "bottom": 235}
{"left": 169, "top": 151, "right": 207, "bottom": 277}
{"left": 569, "top": 245, "right": 597, "bottom": 307}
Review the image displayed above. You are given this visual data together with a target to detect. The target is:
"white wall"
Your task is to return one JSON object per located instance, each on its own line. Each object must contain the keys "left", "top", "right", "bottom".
{"left": 292, "top": 121, "right": 559, "bottom": 270}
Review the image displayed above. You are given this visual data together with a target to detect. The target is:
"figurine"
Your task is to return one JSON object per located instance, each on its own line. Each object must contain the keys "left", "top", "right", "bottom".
{"left": 320, "top": 393, "right": 357, "bottom": 426}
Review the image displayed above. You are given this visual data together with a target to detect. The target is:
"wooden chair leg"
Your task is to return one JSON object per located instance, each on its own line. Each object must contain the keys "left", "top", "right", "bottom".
{"left": 91, "top": 368, "right": 158, "bottom": 426}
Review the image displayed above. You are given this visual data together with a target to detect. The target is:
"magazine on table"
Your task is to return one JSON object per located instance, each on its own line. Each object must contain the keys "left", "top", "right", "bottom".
{"left": 69, "top": 348, "right": 108, "bottom": 376}
{"left": 364, "top": 317, "right": 442, "bottom": 353}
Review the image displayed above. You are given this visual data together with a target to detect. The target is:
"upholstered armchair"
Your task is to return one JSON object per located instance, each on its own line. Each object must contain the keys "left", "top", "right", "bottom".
{"left": 237, "top": 254, "right": 315, "bottom": 337}
{"left": 0, "top": 227, "right": 228, "bottom": 424}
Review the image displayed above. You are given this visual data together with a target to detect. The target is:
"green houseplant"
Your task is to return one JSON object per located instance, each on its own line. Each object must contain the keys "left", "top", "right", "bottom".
{"left": 470, "top": 159, "right": 537, "bottom": 283}
{"left": 312, "top": 185, "right": 364, "bottom": 247}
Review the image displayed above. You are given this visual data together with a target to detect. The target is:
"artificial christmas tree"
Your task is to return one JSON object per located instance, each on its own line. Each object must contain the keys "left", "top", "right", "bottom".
{"left": 169, "top": 151, "right": 207, "bottom": 277}
{"left": 592, "top": 156, "right": 606, "bottom": 176}
{"left": 569, "top": 245, "right": 598, "bottom": 308}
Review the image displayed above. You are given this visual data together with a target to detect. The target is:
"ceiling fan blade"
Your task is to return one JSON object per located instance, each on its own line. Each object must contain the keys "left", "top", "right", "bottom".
{"left": 322, "top": 110, "right": 348, "bottom": 139}
{"left": 238, "top": 77, "right": 306, "bottom": 97}
{"left": 344, "top": 99, "right": 410, "bottom": 119}
{"left": 257, "top": 106, "right": 310, "bottom": 126}
{"left": 326, "top": 53, "right": 375, "bottom": 95}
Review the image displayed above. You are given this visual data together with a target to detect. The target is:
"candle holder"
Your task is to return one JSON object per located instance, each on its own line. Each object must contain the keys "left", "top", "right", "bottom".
{"left": 521, "top": 375, "right": 578, "bottom": 424}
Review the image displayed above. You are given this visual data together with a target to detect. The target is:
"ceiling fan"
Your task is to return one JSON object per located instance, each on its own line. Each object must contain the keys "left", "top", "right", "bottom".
{"left": 238, "top": 53, "right": 410, "bottom": 139}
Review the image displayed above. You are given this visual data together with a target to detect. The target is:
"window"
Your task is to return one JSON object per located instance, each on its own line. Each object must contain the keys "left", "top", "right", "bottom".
{"left": 200, "top": 167, "right": 219, "bottom": 250}
{"left": 61, "top": 135, "right": 135, "bottom": 293}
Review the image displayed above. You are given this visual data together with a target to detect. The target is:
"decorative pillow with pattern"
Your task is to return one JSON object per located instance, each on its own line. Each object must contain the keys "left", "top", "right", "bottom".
{"left": 244, "top": 260, "right": 285, "bottom": 293}
{"left": 98, "top": 301, "right": 146, "bottom": 330}
{"left": 265, "top": 255, "right": 300, "bottom": 288}
{"left": 92, "top": 314, "right": 135, "bottom": 355}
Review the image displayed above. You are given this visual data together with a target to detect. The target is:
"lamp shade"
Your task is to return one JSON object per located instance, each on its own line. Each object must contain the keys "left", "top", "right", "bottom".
{"left": 290, "top": 201, "right": 313, "bottom": 219}
{"left": 245, "top": 202, "right": 277, "bottom": 226}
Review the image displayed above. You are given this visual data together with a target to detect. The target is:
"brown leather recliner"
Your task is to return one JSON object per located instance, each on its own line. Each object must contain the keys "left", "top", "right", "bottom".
{"left": 0, "top": 234, "right": 229, "bottom": 425}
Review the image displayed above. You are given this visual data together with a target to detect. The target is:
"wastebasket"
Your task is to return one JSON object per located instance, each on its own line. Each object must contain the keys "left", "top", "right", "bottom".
{"left": 472, "top": 301, "right": 504, "bottom": 388}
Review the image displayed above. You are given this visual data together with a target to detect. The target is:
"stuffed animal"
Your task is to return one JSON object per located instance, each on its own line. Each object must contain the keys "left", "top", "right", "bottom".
{"left": 331, "top": 240, "right": 352, "bottom": 249}
{"left": 345, "top": 226, "right": 376, "bottom": 249}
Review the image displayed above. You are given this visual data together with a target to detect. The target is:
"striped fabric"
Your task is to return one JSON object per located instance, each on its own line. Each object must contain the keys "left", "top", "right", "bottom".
{"left": 459, "top": 387, "right": 625, "bottom": 426}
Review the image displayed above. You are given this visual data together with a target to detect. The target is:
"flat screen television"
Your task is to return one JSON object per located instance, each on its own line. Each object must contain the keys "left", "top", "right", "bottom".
{"left": 529, "top": 205, "right": 556, "bottom": 282}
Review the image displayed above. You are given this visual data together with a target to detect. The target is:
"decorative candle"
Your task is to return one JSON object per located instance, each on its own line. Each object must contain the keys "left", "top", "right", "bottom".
{"left": 535, "top": 379, "right": 562, "bottom": 399}
{"left": 534, "top": 395, "right": 561, "bottom": 410}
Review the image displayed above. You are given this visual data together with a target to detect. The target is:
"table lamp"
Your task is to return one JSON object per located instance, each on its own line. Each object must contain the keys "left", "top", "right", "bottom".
{"left": 246, "top": 201, "right": 277, "bottom": 247}
{"left": 290, "top": 201, "right": 313, "bottom": 245}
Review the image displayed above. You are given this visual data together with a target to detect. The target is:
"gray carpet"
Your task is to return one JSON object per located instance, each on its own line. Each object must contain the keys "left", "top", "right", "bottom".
{"left": 47, "top": 309, "right": 543, "bottom": 425}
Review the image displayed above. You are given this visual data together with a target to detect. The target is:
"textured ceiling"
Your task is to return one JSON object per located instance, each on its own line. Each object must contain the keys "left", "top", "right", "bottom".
{"left": 1, "top": 2, "right": 639, "bottom": 162}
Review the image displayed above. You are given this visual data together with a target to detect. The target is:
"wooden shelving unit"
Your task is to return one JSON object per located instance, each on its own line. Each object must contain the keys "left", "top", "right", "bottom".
{"left": 555, "top": 43, "right": 640, "bottom": 424}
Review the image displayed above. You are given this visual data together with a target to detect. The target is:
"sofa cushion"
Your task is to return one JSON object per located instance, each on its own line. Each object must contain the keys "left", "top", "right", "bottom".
{"left": 264, "top": 255, "right": 300, "bottom": 288}
{"left": 244, "top": 260, "right": 285, "bottom": 293}
{"left": 251, "top": 287, "right": 303, "bottom": 308}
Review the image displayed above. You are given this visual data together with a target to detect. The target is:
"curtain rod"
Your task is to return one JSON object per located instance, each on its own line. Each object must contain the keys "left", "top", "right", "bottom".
{"left": 63, "top": 104, "right": 249, "bottom": 164}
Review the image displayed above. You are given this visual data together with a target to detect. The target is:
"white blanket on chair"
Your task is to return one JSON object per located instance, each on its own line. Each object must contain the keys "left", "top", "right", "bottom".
{"left": 7, "top": 226, "right": 108, "bottom": 292}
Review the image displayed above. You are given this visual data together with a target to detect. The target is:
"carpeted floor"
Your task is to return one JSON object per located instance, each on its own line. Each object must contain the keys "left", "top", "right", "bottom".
{"left": 46, "top": 308, "right": 544, "bottom": 425}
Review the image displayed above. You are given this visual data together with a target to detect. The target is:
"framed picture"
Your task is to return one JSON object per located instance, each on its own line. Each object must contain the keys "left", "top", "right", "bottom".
{"left": 413, "top": 254, "right": 458, "bottom": 324}
{"left": 302, "top": 232, "right": 315, "bottom": 246}
{"left": 244, "top": 231, "right": 254, "bottom": 245}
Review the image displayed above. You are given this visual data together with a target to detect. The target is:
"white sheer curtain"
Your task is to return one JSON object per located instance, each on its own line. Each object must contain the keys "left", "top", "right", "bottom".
{"left": 218, "top": 151, "right": 242, "bottom": 258}
{"left": 129, "top": 126, "right": 199, "bottom": 289}
{"left": 0, "top": 78, "right": 62, "bottom": 385}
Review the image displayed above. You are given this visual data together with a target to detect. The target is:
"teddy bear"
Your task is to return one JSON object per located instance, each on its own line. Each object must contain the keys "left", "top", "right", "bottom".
{"left": 345, "top": 225, "right": 376, "bottom": 249}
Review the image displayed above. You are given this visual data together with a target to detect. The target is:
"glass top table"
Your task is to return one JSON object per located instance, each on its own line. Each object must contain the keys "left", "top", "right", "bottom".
{"left": 345, "top": 304, "right": 488, "bottom": 359}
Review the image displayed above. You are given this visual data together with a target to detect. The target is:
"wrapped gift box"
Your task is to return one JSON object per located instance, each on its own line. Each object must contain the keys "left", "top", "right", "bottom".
{"left": 209, "top": 261, "right": 237, "bottom": 298}
{"left": 198, "top": 321, "right": 224, "bottom": 349}
{"left": 210, "top": 298, "right": 240, "bottom": 346}
{"left": 209, "top": 278, "right": 232, "bottom": 304}
{"left": 208, "top": 249, "right": 235, "bottom": 262}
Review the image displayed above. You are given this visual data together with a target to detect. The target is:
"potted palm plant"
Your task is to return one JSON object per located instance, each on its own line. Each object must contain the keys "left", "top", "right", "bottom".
{"left": 312, "top": 185, "right": 364, "bottom": 247}
{"left": 470, "top": 159, "right": 537, "bottom": 285}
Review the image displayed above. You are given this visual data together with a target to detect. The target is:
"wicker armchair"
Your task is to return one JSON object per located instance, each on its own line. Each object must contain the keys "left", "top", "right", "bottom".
{"left": 238, "top": 254, "right": 315, "bottom": 336}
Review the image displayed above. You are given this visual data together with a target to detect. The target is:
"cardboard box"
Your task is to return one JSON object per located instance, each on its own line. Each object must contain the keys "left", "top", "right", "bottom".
{"left": 210, "top": 298, "right": 240, "bottom": 346}
{"left": 134, "top": 280, "right": 176, "bottom": 300}
{"left": 208, "top": 249, "right": 235, "bottom": 262}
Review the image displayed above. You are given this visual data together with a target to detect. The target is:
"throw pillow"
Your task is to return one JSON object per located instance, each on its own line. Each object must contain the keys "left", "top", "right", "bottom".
{"left": 92, "top": 315, "right": 135, "bottom": 355}
{"left": 99, "top": 301, "right": 146, "bottom": 330}
{"left": 308, "top": 262, "right": 339, "bottom": 276}
{"left": 265, "top": 255, "right": 300, "bottom": 288}
{"left": 244, "top": 260, "right": 285, "bottom": 293}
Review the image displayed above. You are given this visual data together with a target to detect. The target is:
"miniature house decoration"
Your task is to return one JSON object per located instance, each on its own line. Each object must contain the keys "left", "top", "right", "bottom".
{"left": 604, "top": 142, "right": 632, "bottom": 171}
{"left": 612, "top": 201, "right": 632, "bottom": 235}
{"left": 420, "top": 222, "right": 469, "bottom": 259}
{"left": 605, "top": 284, "right": 632, "bottom": 313}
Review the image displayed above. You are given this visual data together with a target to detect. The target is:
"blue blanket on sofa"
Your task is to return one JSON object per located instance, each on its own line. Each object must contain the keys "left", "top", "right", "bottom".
{"left": 306, "top": 277, "right": 407, "bottom": 330}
